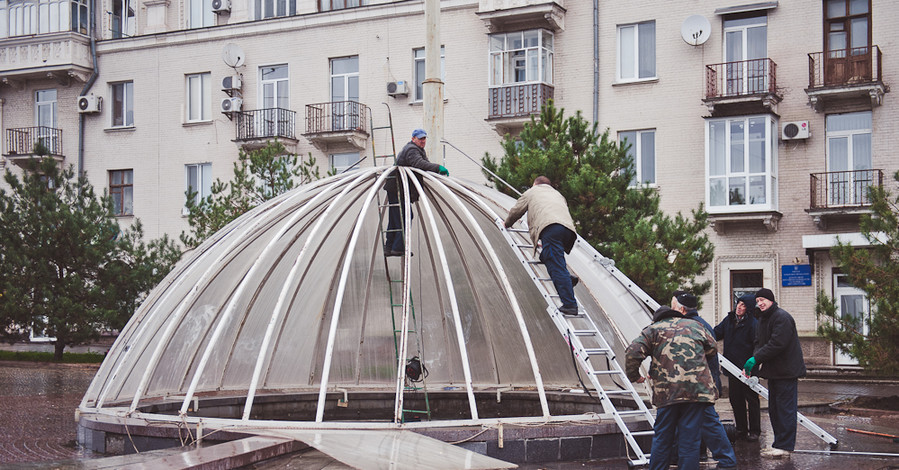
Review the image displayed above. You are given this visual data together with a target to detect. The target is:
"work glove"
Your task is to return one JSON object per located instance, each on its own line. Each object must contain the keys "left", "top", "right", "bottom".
{"left": 438, "top": 165, "right": 449, "bottom": 176}
{"left": 743, "top": 357, "right": 757, "bottom": 375}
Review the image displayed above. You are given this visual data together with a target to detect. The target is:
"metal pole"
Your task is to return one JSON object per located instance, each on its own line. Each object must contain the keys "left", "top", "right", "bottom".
{"left": 423, "top": 0, "right": 443, "bottom": 161}
{"left": 441, "top": 139, "right": 521, "bottom": 196}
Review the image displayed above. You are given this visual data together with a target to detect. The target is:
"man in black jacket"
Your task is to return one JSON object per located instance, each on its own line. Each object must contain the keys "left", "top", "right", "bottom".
{"left": 383, "top": 129, "right": 449, "bottom": 256}
{"left": 743, "top": 288, "right": 806, "bottom": 459}
{"left": 715, "top": 293, "right": 761, "bottom": 441}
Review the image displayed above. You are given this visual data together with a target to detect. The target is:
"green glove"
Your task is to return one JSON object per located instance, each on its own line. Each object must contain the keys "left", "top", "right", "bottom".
{"left": 438, "top": 165, "right": 449, "bottom": 176}
{"left": 743, "top": 357, "right": 757, "bottom": 375}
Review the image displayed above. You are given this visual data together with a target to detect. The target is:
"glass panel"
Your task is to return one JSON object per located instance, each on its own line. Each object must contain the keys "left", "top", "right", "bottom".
{"left": 620, "top": 131, "right": 636, "bottom": 186}
{"left": 509, "top": 31, "right": 523, "bottom": 50}
{"left": 849, "top": 0, "right": 868, "bottom": 15}
{"left": 852, "top": 133, "right": 871, "bottom": 170}
{"left": 826, "top": 111, "right": 871, "bottom": 131}
{"left": 489, "top": 34, "right": 504, "bottom": 52}
{"left": 526, "top": 48, "right": 537, "bottom": 82}
{"left": 112, "top": 83, "right": 125, "bottom": 126}
{"left": 348, "top": 76, "right": 358, "bottom": 101}
{"left": 748, "top": 118, "right": 766, "bottom": 173}
{"left": 202, "top": 163, "right": 212, "bottom": 197}
{"left": 725, "top": 30, "right": 743, "bottom": 62}
{"left": 542, "top": 30, "right": 553, "bottom": 50}
{"left": 730, "top": 121, "right": 744, "bottom": 173}
{"left": 709, "top": 121, "right": 725, "bottom": 176}
{"left": 523, "top": 29, "right": 538, "bottom": 48}
{"left": 710, "top": 178, "right": 726, "bottom": 206}
{"left": 490, "top": 53, "right": 502, "bottom": 85}
{"left": 850, "top": 17, "right": 868, "bottom": 49}
{"left": 637, "top": 21, "right": 655, "bottom": 78}
{"left": 640, "top": 131, "right": 655, "bottom": 184}
{"left": 331, "top": 56, "right": 358, "bottom": 75}
{"left": 187, "top": 165, "right": 199, "bottom": 194}
{"left": 729, "top": 177, "right": 746, "bottom": 205}
{"left": 331, "top": 77, "right": 345, "bottom": 101}
{"left": 512, "top": 50, "right": 526, "bottom": 82}
{"left": 828, "top": 137, "right": 849, "bottom": 171}
{"left": 826, "top": 0, "right": 845, "bottom": 18}
{"left": 749, "top": 175, "right": 766, "bottom": 204}
{"left": 619, "top": 25, "right": 635, "bottom": 79}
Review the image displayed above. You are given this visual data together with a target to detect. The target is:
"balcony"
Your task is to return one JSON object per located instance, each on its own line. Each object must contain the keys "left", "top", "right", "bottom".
{"left": 807, "top": 169, "right": 883, "bottom": 229}
{"left": 703, "top": 58, "right": 781, "bottom": 116}
{"left": 3, "top": 127, "right": 64, "bottom": 168}
{"left": 806, "top": 46, "right": 887, "bottom": 111}
{"left": 487, "top": 83, "right": 553, "bottom": 134}
{"left": 476, "top": 0, "right": 566, "bottom": 32}
{"left": 233, "top": 108, "right": 298, "bottom": 150}
{"left": 303, "top": 101, "right": 369, "bottom": 151}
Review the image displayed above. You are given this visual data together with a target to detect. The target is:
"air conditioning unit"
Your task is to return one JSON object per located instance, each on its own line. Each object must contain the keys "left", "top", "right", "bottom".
{"left": 211, "top": 0, "right": 230, "bottom": 13}
{"left": 77, "top": 95, "right": 101, "bottom": 113}
{"left": 387, "top": 80, "right": 409, "bottom": 96}
{"left": 782, "top": 121, "right": 810, "bottom": 140}
{"left": 222, "top": 75, "right": 242, "bottom": 92}
{"left": 221, "top": 97, "right": 242, "bottom": 113}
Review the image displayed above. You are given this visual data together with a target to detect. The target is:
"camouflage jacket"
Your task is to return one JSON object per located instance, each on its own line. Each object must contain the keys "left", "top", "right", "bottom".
{"left": 625, "top": 306, "right": 719, "bottom": 408}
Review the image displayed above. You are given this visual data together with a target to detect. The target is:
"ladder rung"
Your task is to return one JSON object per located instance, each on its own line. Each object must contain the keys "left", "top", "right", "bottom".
{"left": 584, "top": 348, "right": 612, "bottom": 356}
{"left": 572, "top": 330, "right": 597, "bottom": 336}
{"left": 516, "top": 244, "right": 534, "bottom": 249}
{"left": 507, "top": 228, "right": 528, "bottom": 233}
{"left": 591, "top": 370, "right": 623, "bottom": 376}
{"left": 603, "top": 390, "right": 634, "bottom": 396}
{"left": 526, "top": 260, "right": 542, "bottom": 264}
{"left": 617, "top": 410, "right": 650, "bottom": 417}
{"left": 630, "top": 430, "right": 655, "bottom": 436}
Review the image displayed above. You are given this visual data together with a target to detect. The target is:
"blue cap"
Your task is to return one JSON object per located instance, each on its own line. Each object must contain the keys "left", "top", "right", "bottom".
{"left": 412, "top": 128, "right": 427, "bottom": 139}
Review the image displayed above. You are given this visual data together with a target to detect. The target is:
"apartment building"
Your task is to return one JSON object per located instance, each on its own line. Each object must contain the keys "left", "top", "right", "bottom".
{"left": 0, "top": 0, "right": 894, "bottom": 368}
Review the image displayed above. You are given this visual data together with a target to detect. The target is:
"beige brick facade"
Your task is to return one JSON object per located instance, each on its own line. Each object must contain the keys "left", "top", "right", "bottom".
{"left": 1, "top": 0, "right": 896, "bottom": 367}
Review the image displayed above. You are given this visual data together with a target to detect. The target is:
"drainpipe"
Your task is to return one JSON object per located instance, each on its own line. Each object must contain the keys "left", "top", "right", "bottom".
{"left": 593, "top": 0, "right": 599, "bottom": 125}
{"left": 78, "top": 0, "right": 99, "bottom": 177}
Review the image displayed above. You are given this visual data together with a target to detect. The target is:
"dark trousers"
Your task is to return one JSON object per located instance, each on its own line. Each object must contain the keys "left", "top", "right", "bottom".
{"left": 385, "top": 190, "right": 412, "bottom": 253}
{"left": 728, "top": 374, "right": 761, "bottom": 434}
{"left": 538, "top": 224, "right": 577, "bottom": 309}
{"left": 768, "top": 378, "right": 799, "bottom": 451}
{"left": 701, "top": 403, "right": 737, "bottom": 467}
{"left": 650, "top": 402, "right": 704, "bottom": 470}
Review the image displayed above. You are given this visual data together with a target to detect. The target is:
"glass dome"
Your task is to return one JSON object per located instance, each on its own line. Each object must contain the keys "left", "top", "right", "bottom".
{"left": 79, "top": 167, "right": 653, "bottom": 427}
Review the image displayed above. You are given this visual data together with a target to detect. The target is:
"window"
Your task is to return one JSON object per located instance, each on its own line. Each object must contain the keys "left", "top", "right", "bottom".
{"left": 255, "top": 0, "right": 295, "bottom": 19}
{"left": 730, "top": 270, "right": 762, "bottom": 305}
{"left": 330, "top": 152, "right": 359, "bottom": 173}
{"left": 111, "top": 0, "right": 135, "bottom": 38}
{"left": 330, "top": 56, "right": 360, "bottom": 131}
{"left": 188, "top": 0, "right": 214, "bottom": 28}
{"left": 109, "top": 169, "right": 133, "bottom": 216}
{"left": 1, "top": 0, "right": 89, "bottom": 37}
{"left": 186, "top": 73, "right": 211, "bottom": 122}
{"left": 489, "top": 30, "right": 553, "bottom": 86}
{"left": 413, "top": 46, "right": 445, "bottom": 101}
{"left": 826, "top": 111, "right": 872, "bottom": 206}
{"left": 724, "top": 15, "right": 768, "bottom": 94}
{"left": 110, "top": 81, "right": 134, "bottom": 127}
{"left": 319, "top": 0, "right": 361, "bottom": 11}
{"left": 833, "top": 271, "right": 870, "bottom": 365}
{"left": 35, "top": 89, "right": 58, "bottom": 154}
{"left": 618, "top": 21, "right": 655, "bottom": 81}
{"left": 619, "top": 129, "right": 655, "bottom": 185}
{"left": 824, "top": 0, "right": 872, "bottom": 85}
{"left": 706, "top": 115, "right": 777, "bottom": 212}
{"left": 185, "top": 163, "right": 212, "bottom": 212}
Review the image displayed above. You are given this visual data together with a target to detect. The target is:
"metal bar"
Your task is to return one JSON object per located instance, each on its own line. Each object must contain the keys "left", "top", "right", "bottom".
{"left": 315, "top": 169, "right": 393, "bottom": 422}
{"left": 243, "top": 169, "right": 382, "bottom": 420}
{"left": 393, "top": 168, "right": 415, "bottom": 423}
{"left": 440, "top": 139, "right": 522, "bottom": 197}
{"left": 407, "top": 170, "right": 479, "bottom": 420}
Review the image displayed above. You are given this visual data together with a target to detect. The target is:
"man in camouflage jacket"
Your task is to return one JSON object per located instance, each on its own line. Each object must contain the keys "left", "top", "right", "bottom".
{"left": 626, "top": 298, "right": 735, "bottom": 470}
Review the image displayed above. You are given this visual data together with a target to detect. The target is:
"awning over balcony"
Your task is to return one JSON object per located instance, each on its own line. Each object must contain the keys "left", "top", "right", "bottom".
{"left": 476, "top": 1, "right": 566, "bottom": 32}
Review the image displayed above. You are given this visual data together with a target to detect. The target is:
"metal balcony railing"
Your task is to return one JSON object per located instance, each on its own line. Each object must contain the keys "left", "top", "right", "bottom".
{"left": 808, "top": 45, "right": 882, "bottom": 88}
{"left": 4, "top": 127, "right": 63, "bottom": 157}
{"left": 810, "top": 169, "right": 883, "bottom": 210}
{"left": 304, "top": 101, "right": 369, "bottom": 135}
{"left": 705, "top": 58, "right": 777, "bottom": 99}
{"left": 234, "top": 108, "right": 297, "bottom": 141}
{"left": 488, "top": 83, "right": 554, "bottom": 119}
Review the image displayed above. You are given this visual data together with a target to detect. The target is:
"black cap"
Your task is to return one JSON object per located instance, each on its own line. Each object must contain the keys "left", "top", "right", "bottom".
{"left": 672, "top": 290, "right": 698, "bottom": 309}
{"left": 755, "top": 288, "right": 775, "bottom": 302}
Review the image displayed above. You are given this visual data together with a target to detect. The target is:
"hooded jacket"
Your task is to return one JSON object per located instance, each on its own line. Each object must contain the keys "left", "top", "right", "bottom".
{"left": 714, "top": 296, "right": 759, "bottom": 376}
{"left": 625, "top": 306, "right": 719, "bottom": 408}
{"left": 753, "top": 301, "right": 807, "bottom": 380}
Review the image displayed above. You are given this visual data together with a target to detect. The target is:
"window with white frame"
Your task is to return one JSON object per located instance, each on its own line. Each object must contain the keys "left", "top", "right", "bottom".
{"left": 186, "top": 73, "right": 211, "bottom": 122}
{"left": 319, "top": 0, "right": 362, "bottom": 11}
{"left": 826, "top": 111, "right": 873, "bottom": 206}
{"left": 330, "top": 152, "right": 359, "bottom": 173}
{"left": 111, "top": 0, "right": 135, "bottom": 38}
{"left": 188, "top": 0, "right": 214, "bottom": 28}
{"left": 110, "top": 81, "right": 134, "bottom": 127}
{"left": 706, "top": 115, "right": 777, "bottom": 212}
{"left": 618, "top": 21, "right": 656, "bottom": 81}
{"left": 489, "top": 30, "right": 553, "bottom": 86}
{"left": 413, "top": 46, "right": 445, "bottom": 102}
{"left": 619, "top": 129, "right": 656, "bottom": 186}
{"left": 185, "top": 163, "right": 212, "bottom": 212}
{"left": 1, "top": 0, "right": 89, "bottom": 38}
{"left": 255, "top": 0, "right": 295, "bottom": 19}
{"left": 109, "top": 169, "right": 134, "bottom": 216}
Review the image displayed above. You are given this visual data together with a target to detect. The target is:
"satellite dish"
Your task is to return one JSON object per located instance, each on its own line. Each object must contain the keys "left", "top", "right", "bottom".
{"left": 222, "top": 43, "right": 245, "bottom": 68}
{"left": 681, "top": 15, "right": 711, "bottom": 46}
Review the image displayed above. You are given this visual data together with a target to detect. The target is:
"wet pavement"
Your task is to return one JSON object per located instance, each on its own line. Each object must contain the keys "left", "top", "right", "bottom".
{"left": 0, "top": 358, "right": 897, "bottom": 468}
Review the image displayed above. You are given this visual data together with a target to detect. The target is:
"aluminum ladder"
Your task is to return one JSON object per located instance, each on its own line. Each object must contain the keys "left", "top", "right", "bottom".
{"left": 500, "top": 221, "right": 655, "bottom": 467}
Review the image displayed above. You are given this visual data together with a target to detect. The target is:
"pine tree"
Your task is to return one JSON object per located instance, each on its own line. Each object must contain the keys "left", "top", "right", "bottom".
{"left": 181, "top": 140, "right": 324, "bottom": 249}
{"left": 482, "top": 102, "right": 714, "bottom": 303}
{"left": 815, "top": 170, "right": 899, "bottom": 374}
{"left": 0, "top": 158, "right": 181, "bottom": 360}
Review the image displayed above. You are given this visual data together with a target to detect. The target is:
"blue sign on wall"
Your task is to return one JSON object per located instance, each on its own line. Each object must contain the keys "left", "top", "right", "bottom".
{"left": 781, "top": 264, "right": 812, "bottom": 287}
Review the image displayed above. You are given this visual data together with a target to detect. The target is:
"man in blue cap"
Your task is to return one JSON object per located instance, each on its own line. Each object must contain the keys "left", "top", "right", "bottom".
{"left": 383, "top": 128, "right": 449, "bottom": 256}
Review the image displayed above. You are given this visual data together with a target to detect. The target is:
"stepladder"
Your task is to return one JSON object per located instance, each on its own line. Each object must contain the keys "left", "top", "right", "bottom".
{"left": 499, "top": 218, "right": 655, "bottom": 467}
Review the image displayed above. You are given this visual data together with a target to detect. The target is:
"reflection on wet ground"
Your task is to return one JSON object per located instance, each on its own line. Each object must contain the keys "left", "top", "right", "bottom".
{"left": 1, "top": 361, "right": 897, "bottom": 469}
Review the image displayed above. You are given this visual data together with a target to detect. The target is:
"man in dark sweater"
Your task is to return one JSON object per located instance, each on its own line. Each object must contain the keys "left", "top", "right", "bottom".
{"left": 715, "top": 293, "right": 761, "bottom": 441}
{"left": 743, "top": 288, "right": 806, "bottom": 459}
